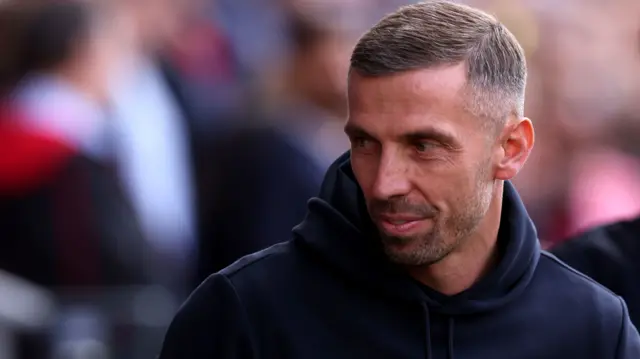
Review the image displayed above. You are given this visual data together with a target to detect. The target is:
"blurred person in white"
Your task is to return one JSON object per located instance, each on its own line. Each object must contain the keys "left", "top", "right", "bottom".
{"left": 104, "top": 0, "right": 203, "bottom": 294}
{"left": 196, "top": 10, "right": 358, "bottom": 280}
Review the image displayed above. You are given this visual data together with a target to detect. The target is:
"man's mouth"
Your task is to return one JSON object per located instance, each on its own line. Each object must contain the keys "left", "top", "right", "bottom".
{"left": 377, "top": 214, "right": 428, "bottom": 235}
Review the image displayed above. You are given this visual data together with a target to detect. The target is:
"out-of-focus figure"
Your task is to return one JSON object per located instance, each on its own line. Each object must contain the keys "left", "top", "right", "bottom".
{"left": 196, "top": 8, "right": 358, "bottom": 280}
{"left": 547, "top": 0, "right": 640, "bottom": 330}
{"left": 0, "top": 0, "right": 157, "bottom": 289}
{"left": 105, "top": 0, "right": 202, "bottom": 295}
{"left": 501, "top": 0, "right": 640, "bottom": 246}
{"left": 0, "top": 2, "right": 185, "bottom": 357}
{"left": 539, "top": 0, "right": 640, "bottom": 242}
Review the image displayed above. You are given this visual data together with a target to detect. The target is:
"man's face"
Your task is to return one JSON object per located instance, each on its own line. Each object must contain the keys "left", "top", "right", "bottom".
{"left": 346, "top": 63, "right": 498, "bottom": 266}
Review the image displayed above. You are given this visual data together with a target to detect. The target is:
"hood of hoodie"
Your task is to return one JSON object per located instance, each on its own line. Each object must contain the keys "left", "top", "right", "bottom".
{"left": 293, "top": 151, "right": 541, "bottom": 316}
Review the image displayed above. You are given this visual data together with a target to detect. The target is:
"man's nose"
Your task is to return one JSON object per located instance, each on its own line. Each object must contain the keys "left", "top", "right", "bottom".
{"left": 372, "top": 154, "right": 412, "bottom": 200}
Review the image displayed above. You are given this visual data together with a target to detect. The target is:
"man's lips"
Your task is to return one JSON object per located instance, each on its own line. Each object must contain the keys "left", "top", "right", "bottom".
{"left": 376, "top": 214, "right": 429, "bottom": 235}
{"left": 378, "top": 214, "right": 424, "bottom": 223}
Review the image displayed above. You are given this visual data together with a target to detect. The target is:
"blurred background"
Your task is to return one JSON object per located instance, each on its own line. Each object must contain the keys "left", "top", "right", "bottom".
{"left": 0, "top": 0, "right": 639, "bottom": 358}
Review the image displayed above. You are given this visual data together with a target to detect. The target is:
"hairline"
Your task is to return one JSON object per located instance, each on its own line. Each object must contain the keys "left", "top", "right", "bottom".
{"left": 348, "top": 62, "right": 519, "bottom": 134}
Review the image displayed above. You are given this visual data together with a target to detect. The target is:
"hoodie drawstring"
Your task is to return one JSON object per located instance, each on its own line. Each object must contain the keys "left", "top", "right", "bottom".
{"left": 447, "top": 317, "right": 455, "bottom": 359}
{"left": 422, "top": 303, "right": 433, "bottom": 359}
{"left": 421, "top": 303, "right": 455, "bottom": 359}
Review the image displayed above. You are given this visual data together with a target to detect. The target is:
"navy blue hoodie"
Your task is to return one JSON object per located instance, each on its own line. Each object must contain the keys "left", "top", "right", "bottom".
{"left": 158, "top": 152, "right": 640, "bottom": 359}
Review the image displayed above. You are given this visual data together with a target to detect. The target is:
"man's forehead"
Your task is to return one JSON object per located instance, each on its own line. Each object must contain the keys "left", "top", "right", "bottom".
{"left": 347, "top": 64, "right": 468, "bottom": 104}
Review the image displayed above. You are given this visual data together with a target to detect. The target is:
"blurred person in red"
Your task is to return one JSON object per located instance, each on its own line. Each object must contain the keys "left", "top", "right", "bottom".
{"left": 0, "top": 1, "right": 158, "bottom": 288}
{"left": 196, "top": 11, "right": 357, "bottom": 281}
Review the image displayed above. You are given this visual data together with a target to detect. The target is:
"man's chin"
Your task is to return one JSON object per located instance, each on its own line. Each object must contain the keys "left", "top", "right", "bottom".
{"left": 380, "top": 233, "right": 446, "bottom": 266}
{"left": 380, "top": 236, "right": 422, "bottom": 262}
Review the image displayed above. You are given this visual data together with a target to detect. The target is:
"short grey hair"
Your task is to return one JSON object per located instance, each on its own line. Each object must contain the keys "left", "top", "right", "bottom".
{"left": 350, "top": 0, "right": 527, "bottom": 129}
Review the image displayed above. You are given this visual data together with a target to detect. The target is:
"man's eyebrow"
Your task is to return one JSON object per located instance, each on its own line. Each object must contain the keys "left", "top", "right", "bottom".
{"left": 344, "top": 123, "right": 371, "bottom": 137}
{"left": 344, "top": 123, "right": 461, "bottom": 149}
{"left": 402, "top": 129, "right": 458, "bottom": 146}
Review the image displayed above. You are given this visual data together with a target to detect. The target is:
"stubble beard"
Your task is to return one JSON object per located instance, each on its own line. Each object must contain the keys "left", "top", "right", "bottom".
{"left": 381, "top": 167, "right": 494, "bottom": 267}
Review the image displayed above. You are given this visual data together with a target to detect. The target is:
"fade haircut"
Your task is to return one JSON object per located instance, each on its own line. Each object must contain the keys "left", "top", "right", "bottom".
{"left": 350, "top": 0, "right": 527, "bottom": 130}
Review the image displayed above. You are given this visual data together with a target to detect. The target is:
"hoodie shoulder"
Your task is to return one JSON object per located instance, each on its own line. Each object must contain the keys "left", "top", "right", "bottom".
{"left": 158, "top": 273, "right": 257, "bottom": 359}
{"left": 214, "top": 239, "right": 324, "bottom": 305}
{"left": 550, "top": 219, "right": 640, "bottom": 287}
{"left": 539, "top": 251, "right": 621, "bottom": 300}
{"left": 219, "top": 241, "right": 299, "bottom": 280}
{"left": 538, "top": 252, "right": 625, "bottom": 319}
{"left": 536, "top": 253, "right": 634, "bottom": 352}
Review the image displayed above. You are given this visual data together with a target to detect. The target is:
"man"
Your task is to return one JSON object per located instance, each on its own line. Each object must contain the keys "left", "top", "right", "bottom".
{"left": 552, "top": 217, "right": 640, "bottom": 328}
{"left": 158, "top": 2, "right": 640, "bottom": 358}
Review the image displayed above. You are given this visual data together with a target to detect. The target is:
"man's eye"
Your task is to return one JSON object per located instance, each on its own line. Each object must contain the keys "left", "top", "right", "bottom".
{"left": 353, "top": 137, "right": 371, "bottom": 148}
{"left": 415, "top": 141, "right": 436, "bottom": 153}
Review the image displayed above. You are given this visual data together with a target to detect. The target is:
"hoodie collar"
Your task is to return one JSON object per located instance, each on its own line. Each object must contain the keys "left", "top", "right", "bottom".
{"left": 293, "top": 151, "right": 540, "bottom": 315}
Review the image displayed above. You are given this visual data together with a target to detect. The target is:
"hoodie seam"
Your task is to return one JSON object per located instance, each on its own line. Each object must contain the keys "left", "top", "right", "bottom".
{"left": 220, "top": 245, "right": 285, "bottom": 278}
{"left": 613, "top": 296, "right": 627, "bottom": 358}
{"left": 220, "top": 273, "right": 259, "bottom": 356}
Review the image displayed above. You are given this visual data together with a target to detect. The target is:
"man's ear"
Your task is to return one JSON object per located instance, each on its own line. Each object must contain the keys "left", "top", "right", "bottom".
{"left": 494, "top": 118, "right": 534, "bottom": 180}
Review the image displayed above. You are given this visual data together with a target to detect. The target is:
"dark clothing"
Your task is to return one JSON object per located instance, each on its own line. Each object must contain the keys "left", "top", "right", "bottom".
{"left": 552, "top": 217, "right": 640, "bottom": 328}
{"left": 0, "top": 115, "right": 157, "bottom": 287}
{"left": 197, "top": 125, "right": 322, "bottom": 279}
{"left": 160, "top": 152, "right": 640, "bottom": 359}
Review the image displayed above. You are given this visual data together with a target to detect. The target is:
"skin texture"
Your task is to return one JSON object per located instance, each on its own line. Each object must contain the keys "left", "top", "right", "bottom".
{"left": 346, "top": 63, "right": 534, "bottom": 294}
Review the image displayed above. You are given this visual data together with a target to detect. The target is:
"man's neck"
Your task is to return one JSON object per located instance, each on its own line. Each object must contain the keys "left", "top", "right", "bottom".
{"left": 408, "top": 184, "right": 504, "bottom": 296}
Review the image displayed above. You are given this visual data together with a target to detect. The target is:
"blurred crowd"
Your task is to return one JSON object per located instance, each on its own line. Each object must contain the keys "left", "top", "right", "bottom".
{"left": 0, "top": 0, "right": 639, "bottom": 358}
